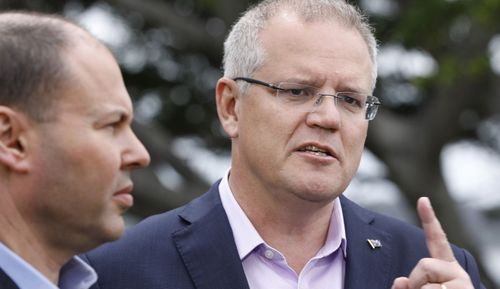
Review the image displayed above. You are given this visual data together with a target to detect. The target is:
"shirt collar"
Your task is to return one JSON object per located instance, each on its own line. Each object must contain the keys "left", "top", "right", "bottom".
{"left": 0, "top": 242, "right": 97, "bottom": 289}
{"left": 58, "top": 256, "right": 97, "bottom": 289}
{"left": 219, "top": 171, "right": 265, "bottom": 260}
{"left": 319, "top": 196, "right": 347, "bottom": 259}
{"left": 219, "top": 170, "right": 347, "bottom": 261}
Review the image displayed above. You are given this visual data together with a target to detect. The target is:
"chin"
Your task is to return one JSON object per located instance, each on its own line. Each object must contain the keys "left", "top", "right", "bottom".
{"left": 290, "top": 181, "right": 343, "bottom": 203}
{"left": 297, "top": 190, "right": 340, "bottom": 203}
{"left": 73, "top": 216, "right": 126, "bottom": 253}
{"left": 98, "top": 216, "right": 126, "bottom": 243}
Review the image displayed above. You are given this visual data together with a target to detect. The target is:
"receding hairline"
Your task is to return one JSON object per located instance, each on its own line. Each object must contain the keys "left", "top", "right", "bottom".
{"left": 1, "top": 11, "right": 82, "bottom": 31}
{"left": 0, "top": 11, "right": 112, "bottom": 121}
{"left": 1, "top": 11, "right": 105, "bottom": 48}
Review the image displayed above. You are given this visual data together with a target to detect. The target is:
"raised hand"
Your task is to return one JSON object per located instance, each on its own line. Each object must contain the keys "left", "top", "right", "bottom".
{"left": 391, "top": 197, "right": 474, "bottom": 289}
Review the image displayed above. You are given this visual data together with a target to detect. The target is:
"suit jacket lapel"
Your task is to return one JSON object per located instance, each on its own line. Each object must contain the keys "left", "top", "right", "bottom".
{"left": 172, "top": 183, "right": 250, "bottom": 289}
{"left": 341, "top": 196, "right": 394, "bottom": 289}
{"left": 0, "top": 269, "right": 20, "bottom": 289}
{"left": 171, "top": 186, "right": 396, "bottom": 289}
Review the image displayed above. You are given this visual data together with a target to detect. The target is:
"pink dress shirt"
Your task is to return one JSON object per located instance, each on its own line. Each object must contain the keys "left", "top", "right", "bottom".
{"left": 219, "top": 172, "right": 347, "bottom": 289}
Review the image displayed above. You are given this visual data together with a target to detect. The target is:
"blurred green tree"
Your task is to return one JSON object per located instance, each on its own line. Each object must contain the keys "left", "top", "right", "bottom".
{"left": 1, "top": 0, "right": 499, "bottom": 287}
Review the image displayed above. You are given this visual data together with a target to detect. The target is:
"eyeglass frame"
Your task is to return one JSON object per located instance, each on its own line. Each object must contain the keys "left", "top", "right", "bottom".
{"left": 233, "top": 77, "right": 381, "bottom": 121}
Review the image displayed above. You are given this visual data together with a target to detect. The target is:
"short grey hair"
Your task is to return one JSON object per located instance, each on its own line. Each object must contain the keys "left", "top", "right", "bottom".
{"left": 222, "top": 0, "right": 378, "bottom": 92}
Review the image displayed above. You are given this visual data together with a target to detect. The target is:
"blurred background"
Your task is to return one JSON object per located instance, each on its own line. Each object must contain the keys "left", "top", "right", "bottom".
{"left": 1, "top": 0, "right": 499, "bottom": 287}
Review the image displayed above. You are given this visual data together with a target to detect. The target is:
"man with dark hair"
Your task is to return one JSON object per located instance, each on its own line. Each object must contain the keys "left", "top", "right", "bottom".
{"left": 85, "top": 1, "right": 484, "bottom": 288}
{"left": 0, "top": 12, "right": 150, "bottom": 289}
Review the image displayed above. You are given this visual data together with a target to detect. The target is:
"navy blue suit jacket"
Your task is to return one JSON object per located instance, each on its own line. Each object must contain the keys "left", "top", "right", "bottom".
{"left": 84, "top": 181, "right": 484, "bottom": 289}
{"left": 0, "top": 270, "right": 20, "bottom": 289}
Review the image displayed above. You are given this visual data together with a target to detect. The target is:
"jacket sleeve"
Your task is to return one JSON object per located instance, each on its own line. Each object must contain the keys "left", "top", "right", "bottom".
{"left": 459, "top": 248, "right": 486, "bottom": 289}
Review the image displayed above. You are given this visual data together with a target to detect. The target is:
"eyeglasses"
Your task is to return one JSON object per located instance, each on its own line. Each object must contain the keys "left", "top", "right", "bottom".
{"left": 233, "top": 77, "right": 381, "bottom": 121}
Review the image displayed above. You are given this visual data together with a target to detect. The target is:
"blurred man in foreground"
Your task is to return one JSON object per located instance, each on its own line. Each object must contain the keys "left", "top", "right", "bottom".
{"left": 0, "top": 12, "right": 150, "bottom": 289}
{"left": 85, "top": 0, "right": 484, "bottom": 288}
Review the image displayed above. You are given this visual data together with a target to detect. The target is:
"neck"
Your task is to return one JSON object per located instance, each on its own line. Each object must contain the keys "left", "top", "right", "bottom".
{"left": 0, "top": 193, "right": 69, "bottom": 285}
{"left": 228, "top": 171, "right": 334, "bottom": 273}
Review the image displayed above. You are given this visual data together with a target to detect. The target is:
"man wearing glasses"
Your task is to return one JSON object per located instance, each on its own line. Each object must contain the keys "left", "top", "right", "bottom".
{"left": 85, "top": 0, "right": 484, "bottom": 288}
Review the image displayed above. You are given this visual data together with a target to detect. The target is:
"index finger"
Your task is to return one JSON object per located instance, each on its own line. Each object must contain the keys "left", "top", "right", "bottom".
{"left": 417, "top": 197, "right": 456, "bottom": 262}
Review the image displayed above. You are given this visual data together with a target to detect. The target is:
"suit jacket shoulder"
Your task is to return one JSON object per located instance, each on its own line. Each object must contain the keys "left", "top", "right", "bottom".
{"left": 85, "top": 181, "right": 249, "bottom": 289}
{"left": 0, "top": 269, "right": 20, "bottom": 289}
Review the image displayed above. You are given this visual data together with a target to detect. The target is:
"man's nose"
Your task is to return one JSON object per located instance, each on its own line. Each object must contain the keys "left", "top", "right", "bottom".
{"left": 305, "top": 94, "right": 342, "bottom": 131}
{"left": 122, "top": 131, "right": 151, "bottom": 170}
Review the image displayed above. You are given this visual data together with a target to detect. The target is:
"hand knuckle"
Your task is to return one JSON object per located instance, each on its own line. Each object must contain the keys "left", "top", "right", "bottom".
{"left": 418, "top": 258, "right": 433, "bottom": 270}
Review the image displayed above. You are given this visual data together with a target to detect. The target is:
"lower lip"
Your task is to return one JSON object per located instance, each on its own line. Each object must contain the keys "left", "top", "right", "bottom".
{"left": 113, "top": 193, "right": 134, "bottom": 209}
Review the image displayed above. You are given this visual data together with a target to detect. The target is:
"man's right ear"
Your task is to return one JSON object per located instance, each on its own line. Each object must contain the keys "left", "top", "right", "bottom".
{"left": 0, "top": 106, "right": 30, "bottom": 173}
{"left": 215, "top": 77, "right": 240, "bottom": 138}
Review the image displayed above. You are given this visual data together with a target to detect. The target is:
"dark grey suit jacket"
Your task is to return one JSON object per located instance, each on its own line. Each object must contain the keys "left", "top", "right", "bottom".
{"left": 84, "top": 181, "right": 485, "bottom": 289}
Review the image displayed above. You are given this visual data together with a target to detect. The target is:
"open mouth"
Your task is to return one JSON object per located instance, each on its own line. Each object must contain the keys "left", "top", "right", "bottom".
{"left": 298, "top": 145, "right": 333, "bottom": 158}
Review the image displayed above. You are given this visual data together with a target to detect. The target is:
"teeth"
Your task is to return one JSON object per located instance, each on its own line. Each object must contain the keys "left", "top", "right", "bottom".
{"left": 305, "top": 145, "right": 326, "bottom": 153}
{"left": 303, "top": 145, "right": 329, "bottom": 156}
{"left": 310, "top": 151, "right": 328, "bottom": 156}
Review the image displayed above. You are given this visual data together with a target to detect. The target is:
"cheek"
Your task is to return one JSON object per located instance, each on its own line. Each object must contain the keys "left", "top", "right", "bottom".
{"left": 240, "top": 107, "right": 296, "bottom": 161}
{"left": 45, "top": 140, "right": 120, "bottom": 194}
{"left": 52, "top": 156, "right": 119, "bottom": 223}
{"left": 342, "top": 124, "right": 367, "bottom": 167}
{"left": 75, "top": 152, "right": 120, "bottom": 191}
{"left": 243, "top": 100, "right": 296, "bottom": 137}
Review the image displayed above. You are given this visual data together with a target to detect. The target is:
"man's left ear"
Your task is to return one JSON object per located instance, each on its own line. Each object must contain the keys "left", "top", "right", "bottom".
{"left": 0, "top": 106, "right": 31, "bottom": 173}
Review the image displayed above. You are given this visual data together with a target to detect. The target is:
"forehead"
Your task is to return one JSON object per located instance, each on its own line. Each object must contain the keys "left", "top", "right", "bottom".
{"left": 256, "top": 13, "right": 373, "bottom": 90}
{"left": 56, "top": 32, "right": 132, "bottom": 116}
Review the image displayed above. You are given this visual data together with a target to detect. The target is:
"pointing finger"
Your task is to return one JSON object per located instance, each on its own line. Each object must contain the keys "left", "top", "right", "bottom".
{"left": 417, "top": 197, "right": 455, "bottom": 262}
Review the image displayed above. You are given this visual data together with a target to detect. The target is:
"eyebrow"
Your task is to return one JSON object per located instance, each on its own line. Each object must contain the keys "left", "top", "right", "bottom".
{"left": 280, "top": 79, "right": 367, "bottom": 94}
{"left": 336, "top": 84, "right": 369, "bottom": 94}
{"left": 281, "top": 76, "right": 320, "bottom": 86}
{"left": 97, "top": 107, "right": 132, "bottom": 124}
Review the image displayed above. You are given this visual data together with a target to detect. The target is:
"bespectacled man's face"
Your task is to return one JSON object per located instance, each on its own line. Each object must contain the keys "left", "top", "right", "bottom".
{"left": 25, "top": 37, "right": 150, "bottom": 251}
{"left": 229, "top": 13, "right": 373, "bottom": 205}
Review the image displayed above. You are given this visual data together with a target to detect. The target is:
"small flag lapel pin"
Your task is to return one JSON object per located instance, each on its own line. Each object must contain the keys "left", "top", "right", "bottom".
{"left": 367, "top": 239, "right": 382, "bottom": 249}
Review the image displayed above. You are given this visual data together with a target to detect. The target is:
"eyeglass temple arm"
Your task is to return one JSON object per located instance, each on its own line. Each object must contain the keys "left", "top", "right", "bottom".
{"left": 233, "top": 77, "right": 283, "bottom": 91}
